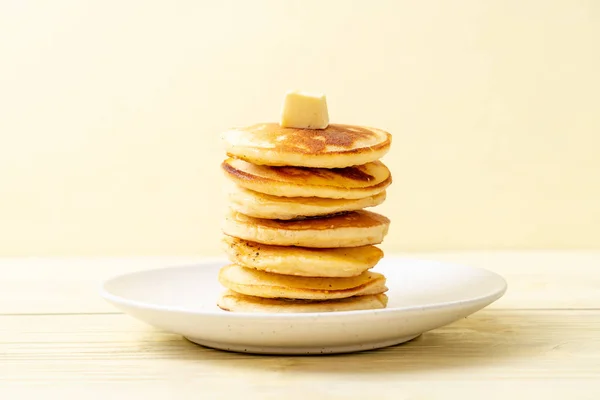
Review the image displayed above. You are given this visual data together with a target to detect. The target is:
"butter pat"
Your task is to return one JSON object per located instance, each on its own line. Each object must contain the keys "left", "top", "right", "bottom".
{"left": 280, "top": 90, "right": 329, "bottom": 129}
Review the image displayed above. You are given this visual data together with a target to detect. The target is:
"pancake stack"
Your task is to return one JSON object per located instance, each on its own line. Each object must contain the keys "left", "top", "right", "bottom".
{"left": 217, "top": 113, "right": 393, "bottom": 313}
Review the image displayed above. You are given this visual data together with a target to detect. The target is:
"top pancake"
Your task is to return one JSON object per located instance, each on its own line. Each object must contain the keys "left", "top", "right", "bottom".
{"left": 221, "top": 123, "right": 392, "bottom": 168}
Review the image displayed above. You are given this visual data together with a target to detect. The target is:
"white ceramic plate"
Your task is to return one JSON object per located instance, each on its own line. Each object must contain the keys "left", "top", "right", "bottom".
{"left": 100, "top": 257, "right": 507, "bottom": 355}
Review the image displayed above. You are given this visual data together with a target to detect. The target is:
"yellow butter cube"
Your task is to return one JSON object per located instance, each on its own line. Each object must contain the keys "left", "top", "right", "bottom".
{"left": 280, "top": 90, "right": 329, "bottom": 129}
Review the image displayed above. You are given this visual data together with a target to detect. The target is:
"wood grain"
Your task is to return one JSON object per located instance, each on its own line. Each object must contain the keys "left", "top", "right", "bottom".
{"left": 1, "top": 251, "right": 599, "bottom": 314}
{"left": 1, "top": 310, "right": 600, "bottom": 399}
{"left": 2, "top": 253, "right": 600, "bottom": 398}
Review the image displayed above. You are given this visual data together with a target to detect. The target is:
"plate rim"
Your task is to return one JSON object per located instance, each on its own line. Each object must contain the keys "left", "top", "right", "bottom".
{"left": 99, "top": 255, "right": 508, "bottom": 320}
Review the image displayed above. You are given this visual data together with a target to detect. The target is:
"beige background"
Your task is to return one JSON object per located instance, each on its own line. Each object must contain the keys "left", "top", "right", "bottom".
{"left": 0, "top": 0, "right": 598, "bottom": 256}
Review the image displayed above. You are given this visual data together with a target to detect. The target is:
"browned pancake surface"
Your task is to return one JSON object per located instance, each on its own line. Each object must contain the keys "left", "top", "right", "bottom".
{"left": 227, "top": 123, "right": 391, "bottom": 155}
{"left": 221, "top": 158, "right": 391, "bottom": 189}
{"left": 232, "top": 210, "right": 390, "bottom": 231}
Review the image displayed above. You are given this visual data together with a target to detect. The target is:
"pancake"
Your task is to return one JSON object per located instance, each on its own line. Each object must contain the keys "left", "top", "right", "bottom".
{"left": 217, "top": 290, "right": 389, "bottom": 313}
{"left": 222, "top": 236, "right": 383, "bottom": 277}
{"left": 222, "top": 210, "right": 390, "bottom": 248}
{"left": 221, "top": 158, "right": 391, "bottom": 199}
{"left": 221, "top": 123, "right": 392, "bottom": 168}
{"left": 218, "top": 264, "right": 388, "bottom": 300}
{"left": 226, "top": 183, "right": 386, "bottom": 220}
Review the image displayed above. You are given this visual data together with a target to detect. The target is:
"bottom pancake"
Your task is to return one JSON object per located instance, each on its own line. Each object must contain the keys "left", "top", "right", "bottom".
{"left": 217, "top": 290, "right": 388, "bottom": 313}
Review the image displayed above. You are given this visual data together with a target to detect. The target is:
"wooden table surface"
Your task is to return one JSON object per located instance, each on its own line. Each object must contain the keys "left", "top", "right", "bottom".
{"left": 1, "top": 251, "right": 600, "bottom": 399}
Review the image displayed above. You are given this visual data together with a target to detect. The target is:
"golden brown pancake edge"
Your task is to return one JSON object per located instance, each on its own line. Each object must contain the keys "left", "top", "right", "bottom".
{"left": 230, "top": 210, "right": 390, "bottom": 231}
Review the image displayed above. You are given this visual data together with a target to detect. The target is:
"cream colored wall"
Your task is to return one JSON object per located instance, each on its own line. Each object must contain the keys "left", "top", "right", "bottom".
{"left": 1, "top": 1, "right": 598, "bottom": 256}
